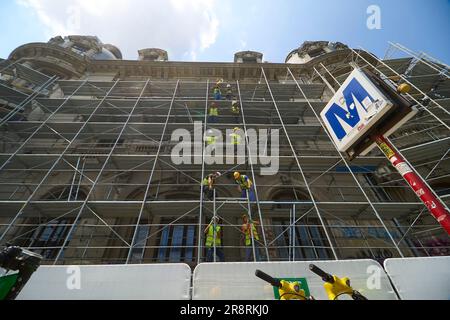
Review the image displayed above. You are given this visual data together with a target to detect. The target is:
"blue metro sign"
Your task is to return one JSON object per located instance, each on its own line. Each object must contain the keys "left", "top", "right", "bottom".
{"left": 324, "top": 78, "right": 375, "bottom": 140}
{"left": 320, "top": 68, "right": 394, "bottom": 153}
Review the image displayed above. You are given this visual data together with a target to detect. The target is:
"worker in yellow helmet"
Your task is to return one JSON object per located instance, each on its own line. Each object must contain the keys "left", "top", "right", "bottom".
{"left": 241, "top": 214, "right": 262, "bottom": 261}
{"left": 205, "top": 216, "right": 225, "bottom": 262}
{"left": 231, "top": 98, "right": 240, "bottom": 123}
{"left": 208, "top": 102, "right": 219, "bottom": 123}
{"left": 233, "top": 171, "right": 256, "bottom": 201}
{"left": 229, "top": 127, "right": 242, "bottom": 145}
{"left": 213, "top": 85, "right": 222, "bottom": 101}
{"left": 205, "top": 129, "right": 218, "bottom": 146}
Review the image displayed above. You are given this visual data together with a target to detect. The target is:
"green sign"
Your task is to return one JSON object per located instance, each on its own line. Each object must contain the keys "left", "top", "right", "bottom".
{"left": 0, "top": 273, "right": 19, "bottom": 300}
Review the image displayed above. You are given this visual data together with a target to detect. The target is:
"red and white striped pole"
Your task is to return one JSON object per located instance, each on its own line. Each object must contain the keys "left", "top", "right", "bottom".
{"left": 374, "top": 135, "right": 450, "bottom": 235}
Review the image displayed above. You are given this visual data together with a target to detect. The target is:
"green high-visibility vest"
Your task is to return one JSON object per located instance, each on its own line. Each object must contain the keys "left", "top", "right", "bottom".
{"left": 236, "top": 175, "right": 252, "bottom": 189}
{"left": 231, "top": 103, "right": 240, "bottom": 114}
{"left": 206, "top": 225, "right": 222, "bottom": 247}
{"left": 205, "top": 136, "right": 217, "bottom": 145}
{"left": 209, "top": 107, "right": 219, "bottom": 116}
{"left": 244, "top": 223, "right": 260, "bottom": 246}
{"left": 230, "top": 133, "right": 241, "bottom": 145}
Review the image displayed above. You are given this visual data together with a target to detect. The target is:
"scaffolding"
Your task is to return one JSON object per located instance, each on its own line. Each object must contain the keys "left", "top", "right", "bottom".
{"left": 0, "top": 43, "right": 449, "bottom": 267}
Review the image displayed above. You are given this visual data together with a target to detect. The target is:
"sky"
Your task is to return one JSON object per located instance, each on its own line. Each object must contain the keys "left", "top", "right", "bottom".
{"left": 0, "top": 0, "right": 449, "bottom": 63}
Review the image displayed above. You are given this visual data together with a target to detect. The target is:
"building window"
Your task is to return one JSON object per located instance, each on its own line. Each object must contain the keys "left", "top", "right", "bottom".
{"left": 26, "top": 219, "right": 73, "bottom": 260}
{"left": 40, "top": 186, "right": 86, "bottom": 201}
{"left": 270, "top": 187, "right": 310, "bottom": 209}
{"left": 154, "top": 218, "right": 197, "bottom": 263}
{"left": 308, "top": 48, "right": 326, "bottom": 58}
{"left": 271, "top": 218, "right": 332, "bottom": 261}
{"left": 128, "top": 223, "right": 150, "bottom": 263}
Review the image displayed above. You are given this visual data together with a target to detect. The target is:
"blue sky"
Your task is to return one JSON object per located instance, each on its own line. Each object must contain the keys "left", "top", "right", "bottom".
{"left": 0, "top": 0, "right": 449, "bottom": 63}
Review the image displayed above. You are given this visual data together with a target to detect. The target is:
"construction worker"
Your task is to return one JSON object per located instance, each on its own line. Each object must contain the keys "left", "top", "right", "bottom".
{"left": 241, "top": 214, "right": 261, "bottom": 261}
{"left": 205, "top": 129, "right": 218, "bottom": 146}
{"left": 225, "top": 84, "right": 233, "bottom": 100}
{"left": 202, "top": 172, "right": 221, "bottom": 200}
{"left": 213, "top": 85, "right": 222, "bottom": 101}
{"left": 205, "top": 216, "right": 225, "bottom": 262}
{"left": 208, "top": 102, "right": 219, "bottom": 123}
{"left": 229, "top": 127, "right": 242, "bottom": 145}
{"left": 233, "top": 171, "right": 256, "bottom": 201}
{"left": 231, "top": 98, "right": 240, "bottom": 123}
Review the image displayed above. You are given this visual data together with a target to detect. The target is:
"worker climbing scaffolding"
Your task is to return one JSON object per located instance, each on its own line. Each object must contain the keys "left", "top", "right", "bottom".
{"left": 225, "top": 84, "right": 233, "bottom": 100}
{"left": 234, "top": 171, "right": 256, "bottom": 201}
{"left": 204, "top": 216, "right": 225, "bottom": 262}
{"left": 204, "top": 129, "right": 218, "bottom": 146}
{"left": 231, "top": 98, "right": 240, "bottom": 123}
{"left": 202, "top": 172, "right": 221, "bottom": 200}
{"left": 213, "top": 84, "right": 222, "bottom": 101}
{"left": 229, "top": 127, "right": 242, "bottom": 145}
{"left": 241, "top": 214, "right": 263, "bottom": 261}
{"left": 208, "top": 102, "right": 219, "bottom": 123}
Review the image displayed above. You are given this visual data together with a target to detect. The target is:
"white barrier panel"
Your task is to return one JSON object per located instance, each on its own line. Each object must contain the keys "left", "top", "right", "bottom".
{"left": 17, "top": 264, "right": 192, "bottom": 300}
{"left": 193, "top": 260, "right": 397, "bottom": 300}
{"left": 384, "top": 256, "right": 450, "bottom": 300}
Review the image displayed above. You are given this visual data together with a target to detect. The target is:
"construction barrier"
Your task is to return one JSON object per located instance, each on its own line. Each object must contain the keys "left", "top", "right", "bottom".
{"left": 384, "top": 256, "right": 450, "bottom": 300}
{"left": 17, "top": 263, "right": 192, "bottom": 300}
{"left": 192, "top": 260, "right": 398, "bottom": 300}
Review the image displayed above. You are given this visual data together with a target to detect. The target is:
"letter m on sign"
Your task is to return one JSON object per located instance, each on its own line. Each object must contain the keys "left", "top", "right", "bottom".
{"left": 325, "top": 78, "right": 374, "bottom": 140}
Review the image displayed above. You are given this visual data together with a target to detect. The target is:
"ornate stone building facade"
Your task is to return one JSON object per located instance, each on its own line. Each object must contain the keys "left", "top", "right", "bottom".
{"left": 0, "top": 37, "right": 448, "bottom": 267}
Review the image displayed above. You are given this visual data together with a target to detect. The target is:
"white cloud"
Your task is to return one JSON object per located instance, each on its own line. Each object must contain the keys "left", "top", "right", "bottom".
{"left": 239, "top": 39, "right": 247, "bottom": 50}
{"left": 16, "top": 0, "right": 220, "bottom": 60}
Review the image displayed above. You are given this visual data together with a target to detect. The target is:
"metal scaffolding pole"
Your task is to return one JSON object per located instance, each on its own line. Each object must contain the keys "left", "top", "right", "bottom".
{"left": 425, "top": 149, "right": 450, "bottom": 180}
{"left": 236, "top": 80, "right": 270, "bottom": 261}
{"left": 261, "top": 67, "right": 339, "bottom": 260}
{"left": 354, "top": 47, "right": 450, "bottom": 126}
{"left": 0, "top": 75, "right": 58, "bottom": 126}
{"left": 126, "top": 80, "right": 179, "bottom": 263}
{"left": 213, "top": 189, "right": 217, "bottom": 262}
{"left": 197, "top": 80, "right": 209, "bottom": 265}
{"left": 286, "top": 67, "right": 405, "bottom": 258}
{"left": 292, "top": 203, "right": 296, "bottom": 261}
{"left": 0, "top": 79, "right": 89, "bottom": 172}
{"left": 68, "top": 156, "right": 80, "bottom": 201}
{"left": 53, "top": 79, "right": 150, "bottom": 264}
{"left": 388, "top": 42, "right": 450, "bottom": 79}
{"left": 0, "top": 79, "right": 100, "bottom": 243}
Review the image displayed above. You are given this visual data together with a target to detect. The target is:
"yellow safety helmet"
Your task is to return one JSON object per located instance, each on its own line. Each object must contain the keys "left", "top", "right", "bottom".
{"left": 397, "top": 83, "right": 411, "bottom": 94}
{"left": 233, "top": 127, "right": 240, "bottom": 132}
{"left": 234, "top": 171, "right": 241, "bottom": 180}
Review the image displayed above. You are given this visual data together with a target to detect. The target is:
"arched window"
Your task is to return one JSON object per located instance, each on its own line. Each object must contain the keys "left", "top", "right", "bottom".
{"left": 21, "top": 188, "right": 87, "bottom": 260}
{"left": 268, "top": 187, "right": 332, "bottom": 261}
{"left": 270, "top": 187, "right": 310, "bottom": 209}
{"left": 40, "top": 186, "right": 87, "bottom": 201}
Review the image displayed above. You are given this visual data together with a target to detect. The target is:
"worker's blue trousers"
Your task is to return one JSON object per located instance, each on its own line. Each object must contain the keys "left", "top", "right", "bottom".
{"left": 242, "top": 188, "right": 256, "bottom": 202}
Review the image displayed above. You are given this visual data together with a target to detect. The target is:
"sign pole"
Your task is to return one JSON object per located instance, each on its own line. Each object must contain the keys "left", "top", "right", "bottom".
{"left": 374, "top": 135, "right": 450, "bottom": 235}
